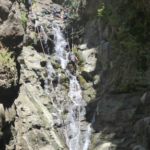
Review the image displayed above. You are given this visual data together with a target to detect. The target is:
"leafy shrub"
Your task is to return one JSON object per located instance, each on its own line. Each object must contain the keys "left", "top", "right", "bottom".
{"left": 97, "top": 3, "right": 105, "bottom": 17}
{"left": 0, "top": 48, "right": 15, "bottom": 68}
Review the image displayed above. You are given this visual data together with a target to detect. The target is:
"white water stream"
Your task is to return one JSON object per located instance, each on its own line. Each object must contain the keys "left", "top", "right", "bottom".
{"left": 52, "top": 25, "right": 69, "bottom": 69}
{"left": 43, "top": 24, "right": 91, "bottom": 150}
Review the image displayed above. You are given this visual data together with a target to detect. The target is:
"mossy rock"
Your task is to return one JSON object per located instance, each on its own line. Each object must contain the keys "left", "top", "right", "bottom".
{"left": 83, "top": 87, "right": 96, "bottom": 102}
{"left": 49, "top": 56, "right": 60, "bottom": 69}
{"left": 60, "top": 74, "right": 69, "bottom": 83}
{"left": 78, "top": 75, "right": 87, "bottom": 89}
{"left": 77, "top": 64, "right": 85, "bottom": 74}
{"left": 21, "top": 11, "right": 27, "bottom": 28}
{"left": 60, "top": 74, "right": 69, "bottom": 89}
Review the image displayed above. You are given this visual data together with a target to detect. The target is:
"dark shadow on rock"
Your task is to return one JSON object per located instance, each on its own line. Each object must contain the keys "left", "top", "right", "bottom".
{"left": 0, "top": 122, "right": 13, "bottom": 150}
{"left": 34, "top": 36, "right": 54, "bottom": 55}
{"left": 0, "top": 48, "right": 21, "bottom": 108}
{"left": 0, "top": 84, "right": 20, "bottom": 108}
{"left": 52, "top": 0, "right": 65, "bottom": 5}
{"left": 2, "top": 35, "right": 24, "bottom": 48}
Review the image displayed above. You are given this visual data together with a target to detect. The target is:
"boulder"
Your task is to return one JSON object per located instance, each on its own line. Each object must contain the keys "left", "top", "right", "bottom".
{"left": 140, "top": 92, "right": 150, "bottom": 105}
{"left": 0, "top": 0, "right": 12, "bottom": 21}
{"left": 81, "top": 48, "right": 97, "bottom": 73}
{"left": 0, "top": 2, "right": 24, "bottom": 47}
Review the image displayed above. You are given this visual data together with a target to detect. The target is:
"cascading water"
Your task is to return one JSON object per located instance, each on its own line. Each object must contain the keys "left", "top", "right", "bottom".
{"left": 65, "top": 74, "right": 91, "bottom": 150}
{"left": 52, "top": 25, "right": 69, "bottom": 69}
{"left": 44, "top": 24, "right": 91, "bottom": 150}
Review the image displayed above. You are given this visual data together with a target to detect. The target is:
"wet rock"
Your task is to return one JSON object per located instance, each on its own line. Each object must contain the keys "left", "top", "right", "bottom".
{"left": 50, "top": 56, "right": 60, "bottom": 69}
{"left": 60, "top": 74, "right": 69, "bottom": 89}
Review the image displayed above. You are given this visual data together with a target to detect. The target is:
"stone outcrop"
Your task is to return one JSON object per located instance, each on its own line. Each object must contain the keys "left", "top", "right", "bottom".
{"left": 0, "top": 0, "right": 68, "bottom": 149}
{"left": 0, "top": 1, "right": 24, "bottom": 47}
{"left": 0, "top": 0, "right": 12, "bottom": 22}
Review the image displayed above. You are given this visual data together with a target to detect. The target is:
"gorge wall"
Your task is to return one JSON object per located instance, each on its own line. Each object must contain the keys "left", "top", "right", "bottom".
{"left": 0, "top": 0, "right": 150, "bottom": 150}
{"left": 64, "top": 0, "right": 150, "bottom": 150}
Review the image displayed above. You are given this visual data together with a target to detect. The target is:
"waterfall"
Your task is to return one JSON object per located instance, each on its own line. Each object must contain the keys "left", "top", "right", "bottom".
{"left": 44, "top": 24, "right": 91, "bottom": 150}
{"left": 66, "top": 74, "right": 91, "bottom": 150}
{"left": 52, "top": 25, "right": 69, "bottom": 69}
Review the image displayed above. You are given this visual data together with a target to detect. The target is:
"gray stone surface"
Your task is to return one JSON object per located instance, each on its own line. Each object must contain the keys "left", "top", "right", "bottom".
{"left": 81, "top": 48, "right": 97, "bottom": 73}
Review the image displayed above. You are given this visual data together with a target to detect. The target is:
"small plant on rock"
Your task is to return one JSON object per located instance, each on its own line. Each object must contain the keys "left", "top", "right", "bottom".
{"left": 0, "top": 48, "right": 15, "bottom": 68}
{"left": 97, "top": 3, "right": 105, "bottom": 17}
{"left": 21, "top": 11, "right": 27, "bottom": 28}
{"left": 33, "top": 32, "right": 37, "bottom": 45}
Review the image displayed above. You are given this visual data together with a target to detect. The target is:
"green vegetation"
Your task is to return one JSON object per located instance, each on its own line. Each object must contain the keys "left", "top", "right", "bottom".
{"left": 63, "top": 0, "right": 84, "bottom": 20}
{"left": 99, "top": 0, "right": 150, "bottom": 91}
{"left": 97, "top": 3, "right": 105, "bottom": 17}
{"left": 0, "top": 48, "right": 15, "bottom": 68}
{"left": 32, "top": 0, "right": 37, "bottom": 5}
{"left": 49, "top": 56, "right": 60, "bottom": 69}
{"left": 33, "top": 32, "right": 37, "bottom": 45}
{"left": 27, "top": 45, "right": 34, "bottom": 49}
{"left": 21, "top": 11, "right": 27, "bottom": 28}
{"left": 78, "top": 75, "right": 86, "bottom": 88}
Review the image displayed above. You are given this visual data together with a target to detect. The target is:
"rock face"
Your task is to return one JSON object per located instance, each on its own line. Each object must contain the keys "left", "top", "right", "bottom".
{"left": 0, "top": 0, "right": 150, "bottom": 150}
{"left": 0, "top": 0, "right": 12, "bottom": 21}
{"left": 0, "top": 1, "right": 24, "bottom": 147}
{"left": 66, "top": 0, "right": 150, "bottom": 150}
{"left": 0, "top": 0, "right": 68, "bottom": 149}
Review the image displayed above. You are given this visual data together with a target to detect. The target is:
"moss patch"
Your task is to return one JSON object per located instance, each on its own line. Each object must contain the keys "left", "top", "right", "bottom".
{"left": 21, "top": 11, "right": 27, "bottom": 28}
{"left": 49, "top": 56, "right": 60, "bottom": 69}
